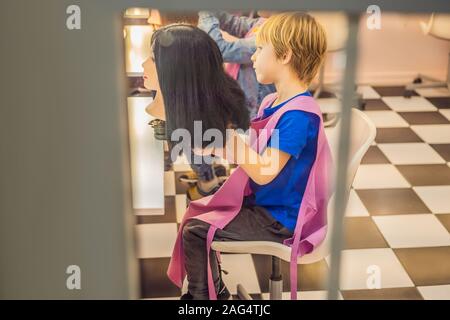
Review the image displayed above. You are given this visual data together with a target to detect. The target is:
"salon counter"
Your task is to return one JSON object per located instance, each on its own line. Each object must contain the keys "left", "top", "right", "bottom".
{"left": 127, "top": 96, "right": 165, "bottom": 215}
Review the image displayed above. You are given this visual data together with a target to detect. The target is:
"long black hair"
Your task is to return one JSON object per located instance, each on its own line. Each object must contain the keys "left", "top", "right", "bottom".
{"left": 150, "top": 24, "right": 250, "bottom": 149}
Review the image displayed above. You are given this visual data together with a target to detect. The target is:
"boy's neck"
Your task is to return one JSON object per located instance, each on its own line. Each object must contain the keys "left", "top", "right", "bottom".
{"left": 273, "top": 73, "right": 309, "bottom": 106}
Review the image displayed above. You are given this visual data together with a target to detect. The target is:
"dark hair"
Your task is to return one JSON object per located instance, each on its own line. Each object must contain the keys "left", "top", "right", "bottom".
{"left": 150, "top": 24, "right": 250, "bottom": 148}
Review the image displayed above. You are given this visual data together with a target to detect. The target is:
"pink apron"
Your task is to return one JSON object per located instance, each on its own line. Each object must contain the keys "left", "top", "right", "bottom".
{"left": 224, "top": 19, "right": 265, "bottom": 80}
{"left": 167, "top": 93, "right": 334, "bottom": 300}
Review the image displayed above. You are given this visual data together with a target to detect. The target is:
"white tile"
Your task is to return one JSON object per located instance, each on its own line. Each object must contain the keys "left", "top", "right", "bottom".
{"left": 413, "top": 186, "right": 450, "bottom": 214}
{"left": 345, "top": 189, "right": 370, "bottom": 217}
{"left": 418, "top": 285, "right": 450, "bottom": 300}
{"left": 135, "top": 223, "right": 178, "bottom": 258}
{"left": 373, "top": 214, "right": 450, "bottom": 248}
{"left": 317, "top": 98, "right": 341, "bottom": 114}
{"left": 415, "top": 87, "right": 450, "bottom": 98}
{"left": 363, "top": 111, "right": 409, "bottom": 128}
{"left": 439, "top": 109, "right": 450, "bottom": 121}
{"left": 262, "top": 290, "right": 343, "bottom": 300}
{"left": 175, "top": 194, "right": 187, "bottom": 223}
{"left": 164, "top": 171, "right": 175, "bottom": 196}
{"left": 352, "top": 164, "right": 411, "bottom": 189}
{"left": 220, "top": 254, "right": 261, "bottom": 295}
{"left": 357, "top": 85, "right": 381, "bottom": 99}
{"left": 378, "top": 143, "right": 446, "bottom": 165}
{"left": 411, "top": 125, "right": 450, "bottom": 144}
{"left": 382, "top": 96, "right": 437, "bottom": 112}
{"left": 326, "top": 248, "right": 414, "bottom": 290}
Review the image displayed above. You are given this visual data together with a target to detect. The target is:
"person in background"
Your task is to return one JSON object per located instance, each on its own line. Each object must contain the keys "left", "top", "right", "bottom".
{"left": 197, "top": 11, "right": 276, "bottom": 119}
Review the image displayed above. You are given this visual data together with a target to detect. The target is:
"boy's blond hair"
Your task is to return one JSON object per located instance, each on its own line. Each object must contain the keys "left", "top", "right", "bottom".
{"left": 256, "top": 12, "right": 327, "bottom": 85}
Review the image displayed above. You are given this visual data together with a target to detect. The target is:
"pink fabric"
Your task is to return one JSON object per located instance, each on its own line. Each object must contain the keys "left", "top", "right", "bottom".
{"left": 224, "top": 19, "right": 265, "bottom": 80}
{"left": 167, "top": 93, "right": 334, "bottom": 300}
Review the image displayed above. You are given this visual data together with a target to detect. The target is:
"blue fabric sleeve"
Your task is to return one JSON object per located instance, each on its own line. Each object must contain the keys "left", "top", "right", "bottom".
{"left": 198, "top": 11, "right": 256, "bottom": 64}
{"left": 214, "top": 11, "right": 259, "bottom": 38}
{"left": 267, "top": 111, "right": 318, "bottom": 159}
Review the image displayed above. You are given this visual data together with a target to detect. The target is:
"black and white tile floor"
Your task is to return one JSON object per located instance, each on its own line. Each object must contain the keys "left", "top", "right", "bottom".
{"left": 136, "top": 85, "right": 450, "bottom": 300}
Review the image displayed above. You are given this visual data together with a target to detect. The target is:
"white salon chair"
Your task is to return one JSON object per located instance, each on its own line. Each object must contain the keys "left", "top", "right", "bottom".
{"left": 212, "top": 108, "right": 376, "bottom": 300}
{"left": 404, "top": 13, "right": 450, "bottom": 97}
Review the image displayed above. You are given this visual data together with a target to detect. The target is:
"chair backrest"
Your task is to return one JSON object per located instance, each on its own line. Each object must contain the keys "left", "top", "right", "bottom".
{"left": 421, "top": 13, "right": 450, "bottom": 41}
{"left": 300, "top": 108, "right": 376, "bottom": 264}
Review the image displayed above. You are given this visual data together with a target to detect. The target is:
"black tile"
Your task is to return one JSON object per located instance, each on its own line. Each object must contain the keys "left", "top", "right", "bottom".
{"left": 164, "top": 151, "right": 173, "bottom": 171}
{"left": 375, "top": 128, "right": 423, "bottom": 143}
{"left": 344, "top": 217, "right": 389, "bottom": 249}
{"left": 361, "top": 146, "right": 390, "bottom": 164}
{"left": 356, "top": 188, "right": 431, "bottom": 215}
{"left": 394, "top": 247, "right": 450, "bottom": 286}
{"left": 363, "top": 99, "right": 391, "bottom": 111}
{"left": 251, "top": 255, "right": 328, "bottom": 292}
{"left": 430, "top": 144, "right": 450, "bottom": 162}
{"left": 372, "top": 86, "right": 418, "bottom": 97}
{"left": 140, "top": 258, "right": 181, "bottom": 299}
{"left": 396, "top": 164, "right": 450, "bottom": 186}
{"left": 436, "top": 214, "right": 450, "bottom": 233}
{"left": 398, "top": 112, "right": 450, "bottom": 125}
{"left": 341, "top": 287, "right": 423, "bottom": 300}
{"left": 427, "top": 97, "right": 450, "bottom": 109}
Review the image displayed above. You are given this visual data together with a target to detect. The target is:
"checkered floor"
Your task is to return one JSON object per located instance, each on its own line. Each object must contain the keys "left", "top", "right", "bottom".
{"left": 136, "top": 85, "right": 450, "bottom": 300}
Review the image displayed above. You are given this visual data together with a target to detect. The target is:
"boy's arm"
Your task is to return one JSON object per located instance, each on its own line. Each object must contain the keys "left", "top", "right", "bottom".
{"left": 195, "top": 131, "right": 290, "bottom": 185}
{"left": 219, "top": 112, "right": 316, "bottom": 184}
{"left": 198, "top": 11, "right": 256, "bottom": 64}
{"left": 233, "top": 139, "right": 291, "bottom": 185}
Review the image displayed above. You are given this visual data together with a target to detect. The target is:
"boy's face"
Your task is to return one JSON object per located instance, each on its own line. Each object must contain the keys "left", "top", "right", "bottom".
{"left": 251, "top": 42, "right": 279, "bottom": 85}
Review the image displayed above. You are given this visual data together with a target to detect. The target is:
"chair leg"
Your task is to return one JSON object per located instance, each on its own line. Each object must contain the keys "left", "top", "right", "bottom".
{"left": 236, "top": 284, "right": 253, "bottom": 300}
{"left": 236, "top": 256, "right": 283, "bottom": 300}
{"left": 405, "top": 53, "right": 450, "bottom": 97}
{"left": 406, "top": 80, "right": 447, "bottom": 91}
{"left": 269, "top": 256, "right": 283, "bottom": 300}
{"left": 417, "top": 73, "right": 443, "bottom": 83}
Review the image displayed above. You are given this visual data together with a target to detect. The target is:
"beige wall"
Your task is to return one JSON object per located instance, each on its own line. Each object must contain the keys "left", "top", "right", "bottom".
{"left": 323, "top": 13, "right": 450, "bottom": 85}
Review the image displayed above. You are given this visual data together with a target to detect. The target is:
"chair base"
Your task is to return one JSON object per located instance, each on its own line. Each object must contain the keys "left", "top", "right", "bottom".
{"left": 404, "top": 52, "right": 450, "bottom": 97}
{"left": 236, "top": 256, "right": 284, "bottom": 300}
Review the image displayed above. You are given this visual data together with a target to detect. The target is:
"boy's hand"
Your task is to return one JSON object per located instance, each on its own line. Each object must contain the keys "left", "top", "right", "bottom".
{"left": 191, "top": 129, "right": 241, "bottom": 164}
{"left": 193, "top": 128, "right": 291, "bottom": 185}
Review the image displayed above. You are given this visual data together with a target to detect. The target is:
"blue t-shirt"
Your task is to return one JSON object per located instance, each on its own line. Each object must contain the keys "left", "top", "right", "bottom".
{"left": 249, "top": 91, "right": 320, "bottom": 232}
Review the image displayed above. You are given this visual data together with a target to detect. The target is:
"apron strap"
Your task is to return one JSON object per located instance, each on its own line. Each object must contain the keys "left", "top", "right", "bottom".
{"left": 206, "top": 226, "right": 218, "bottom": 300}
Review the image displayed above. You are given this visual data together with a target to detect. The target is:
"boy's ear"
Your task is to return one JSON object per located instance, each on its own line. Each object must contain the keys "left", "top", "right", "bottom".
{"left": 280, "top": 49, "right": 293, "bottom": 65}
